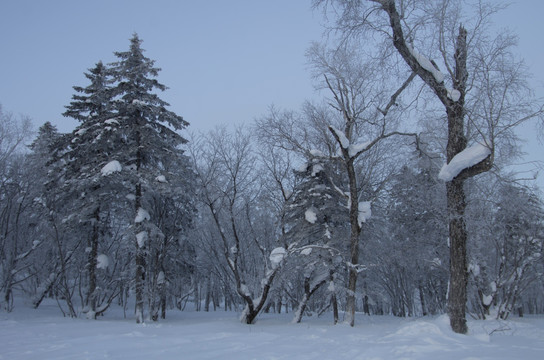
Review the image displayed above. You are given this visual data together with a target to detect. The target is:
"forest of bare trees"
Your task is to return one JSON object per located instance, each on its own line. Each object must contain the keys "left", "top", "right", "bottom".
{"left": 1, "top": 0, "right": 543, "bottom": 335}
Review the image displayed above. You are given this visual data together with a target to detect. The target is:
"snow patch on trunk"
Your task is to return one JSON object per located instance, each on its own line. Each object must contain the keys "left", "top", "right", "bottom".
{"left": 135, "top": 208, "right": 150, "bottom": 223}
{"left": 136, "top": 231, "right": 148, "bottom": 248}
{"left": 358, "top": 201, "right": 372, "bottom": 226}
{"left": 96, "top": 254, "right": 109, "bottom": 269}
{"left": 447, "top": 88, "right": 461, "bottom": 102}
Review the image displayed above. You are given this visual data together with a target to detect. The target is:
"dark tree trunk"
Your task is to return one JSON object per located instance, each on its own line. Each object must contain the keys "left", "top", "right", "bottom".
{"left": 419, "top": 284, "right": 428, "bottom": 316}
{"left": 134, "top": 115, "right": 146, "bottom": 324}
{"left": 331, "top": 292, "right": 339, "bottom": 325}
{"left": 445, "top": 26, "right": 471, "bottom": 335}
{"left": 346, "top": 158, "right": 362, "bottom": 327}
{"left": 331, "top": 269, "right": 338, "bottom": 324}
{"left": 380, "top": 2, "right": 494, "bottom": 333}
{"left": 86, "top": 207, "right": 99, "bottom": 318}
{"left": 446, "top": 178, "right": 468, "bottom": 333}
{"left": 134, "top": 182, "right": 146, "bottom": 323}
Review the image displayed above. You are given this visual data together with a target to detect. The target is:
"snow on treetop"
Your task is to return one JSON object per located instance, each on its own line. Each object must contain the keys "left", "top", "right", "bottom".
{"left": 269, "top": 247, "right": 287, "bottom": 268}
{"left": 101, "top": 160, "right": 122, "bottom": 176}
{"left": 407, "top": 45, "right": 445, "bottom": 83}
{"left": 438, "top": 143, "right": 491, "bottom": 181}
{"left": 135, "top": 208, "right": 150, "bottom": 223}
{"left": 330, "top": 126, "right": 349, "bottom": 148}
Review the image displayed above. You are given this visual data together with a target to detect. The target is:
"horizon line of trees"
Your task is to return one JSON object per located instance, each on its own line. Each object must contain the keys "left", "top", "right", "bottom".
{"left": 1, "top": 1, "right": 544, "bottom": 334}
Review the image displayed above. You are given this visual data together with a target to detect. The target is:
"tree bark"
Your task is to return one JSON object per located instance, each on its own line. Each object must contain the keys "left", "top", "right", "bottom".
{"left": 446, "top": 178, "right": 468, "bottom": 333}
{"left": 292, "top": 276, "right": 328, "bottom": 323}
{"left": 377, "top": 1, "right": 493, "bottom": 333}
{"left": 346, "top": 159, "right": 362, "bottom": 327}
{"left": 134, "top": 183, "right": 146, "bottom": 324}
{"left": 85, "top": 207, "right": 99, "bottom": 319}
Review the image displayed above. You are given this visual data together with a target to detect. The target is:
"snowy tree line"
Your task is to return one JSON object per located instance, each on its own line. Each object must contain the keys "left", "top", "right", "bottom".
{"left": 1, "top": 1, "right": 544, "bottom": 334}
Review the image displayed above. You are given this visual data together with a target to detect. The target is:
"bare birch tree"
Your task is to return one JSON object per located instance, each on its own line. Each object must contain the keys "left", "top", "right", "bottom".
{"left": 257, "top": 42, "right": 418, "bottom": 326}
{"left": 314, "top": 0, "right": 544, "bottom": 333}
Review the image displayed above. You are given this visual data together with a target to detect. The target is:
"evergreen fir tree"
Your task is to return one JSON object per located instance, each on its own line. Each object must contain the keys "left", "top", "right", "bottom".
{"left": 107, "top": 33, "right": 192, "bottom": 323}
{"left": 59, "top": 60, "right": 122, "bottom": 318}
{"left": 284, "top": 158, "right": 347, "bottom": 323}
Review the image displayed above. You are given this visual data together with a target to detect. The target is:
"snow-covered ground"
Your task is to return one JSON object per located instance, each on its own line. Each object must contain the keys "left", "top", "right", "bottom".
{"left": 2, "top": 300, "right": 544, "bottom": 359}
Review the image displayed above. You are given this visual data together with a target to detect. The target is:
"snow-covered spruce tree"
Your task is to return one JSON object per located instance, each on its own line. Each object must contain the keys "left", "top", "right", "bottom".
{"left": 107, "top": 34, "right": 192, "bottom": 323}
{"left": 468, "top": 179, "right": 544, "bottom": 320}
{"left": 59, "top": 60, "right": 122, "bottom": 318}
{"left": 26, "top": 122, "right": 65, "bottom": 309}
{"left": 283, "top": 158, "right": 347, "bottom": 324}
{"left": 144, "top": 167, "right": 195, "bottom": 321}
{"left": 379, "top": 161, "right": 448, "bottom": 317}
{"left": 59, "top": 35, "right": 193, "bottom": 322}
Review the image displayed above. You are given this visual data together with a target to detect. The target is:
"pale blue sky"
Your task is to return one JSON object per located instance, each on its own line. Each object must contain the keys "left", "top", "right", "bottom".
{"left": 0, "top": 0, "right": 323, "bottom": 133}
{"left": 0, "top": 0, "right": 543, "bottom": 186}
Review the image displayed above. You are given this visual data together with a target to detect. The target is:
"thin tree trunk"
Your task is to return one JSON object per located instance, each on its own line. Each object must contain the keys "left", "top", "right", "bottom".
{"left": 134, "top": 182, "right": 146, "bottom": 324}
{"left": 86, "top": 207, "right": 99, "bottom": 319}
{"left": 346, "top": 158, "right": 362, "bottom": 327}
{"left": 134, "top": 114, "right": 146, "bottom": 324}
{"left": 293, "top": 276, "right": 328, "bottom": 323}
{"left": 419, "top": 284, "right": 428, "bottom": 316}
{"left": 330, "top": 270, "right": 339, "bottom": 324}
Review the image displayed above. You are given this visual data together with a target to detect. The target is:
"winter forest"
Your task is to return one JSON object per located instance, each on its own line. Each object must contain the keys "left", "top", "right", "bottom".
{"left": 2, "top": 0, "right": 544, "bottom": 349}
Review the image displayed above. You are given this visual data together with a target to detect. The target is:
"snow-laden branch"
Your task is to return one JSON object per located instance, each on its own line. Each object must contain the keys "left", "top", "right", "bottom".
{"left": 406, "top": 45, "right": 445, "bottom": 83}
{"left": 329, "top": 126, "right": 350, "bottom": 149}
{"left": 438, "top": 143, "right": 491, "bottom": 181}
{"left": 101, "top": 160, "right": 122, "bottom": 176}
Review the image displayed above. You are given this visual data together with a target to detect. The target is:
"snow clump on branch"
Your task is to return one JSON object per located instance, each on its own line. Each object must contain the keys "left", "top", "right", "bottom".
{"left": 134, "top": 208, "right": 151, "bottom": 223}
{"left": 101, "top": 160, "right": 122, "bottom": 176}
{"left": 438, "top": 143, "right": 491, "bottom": 181}
{"left": 407, "top": 45, "right": 445, "bottom": 83}
{"left": 269, "top": 247, "right": 287, "bottom": 269}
